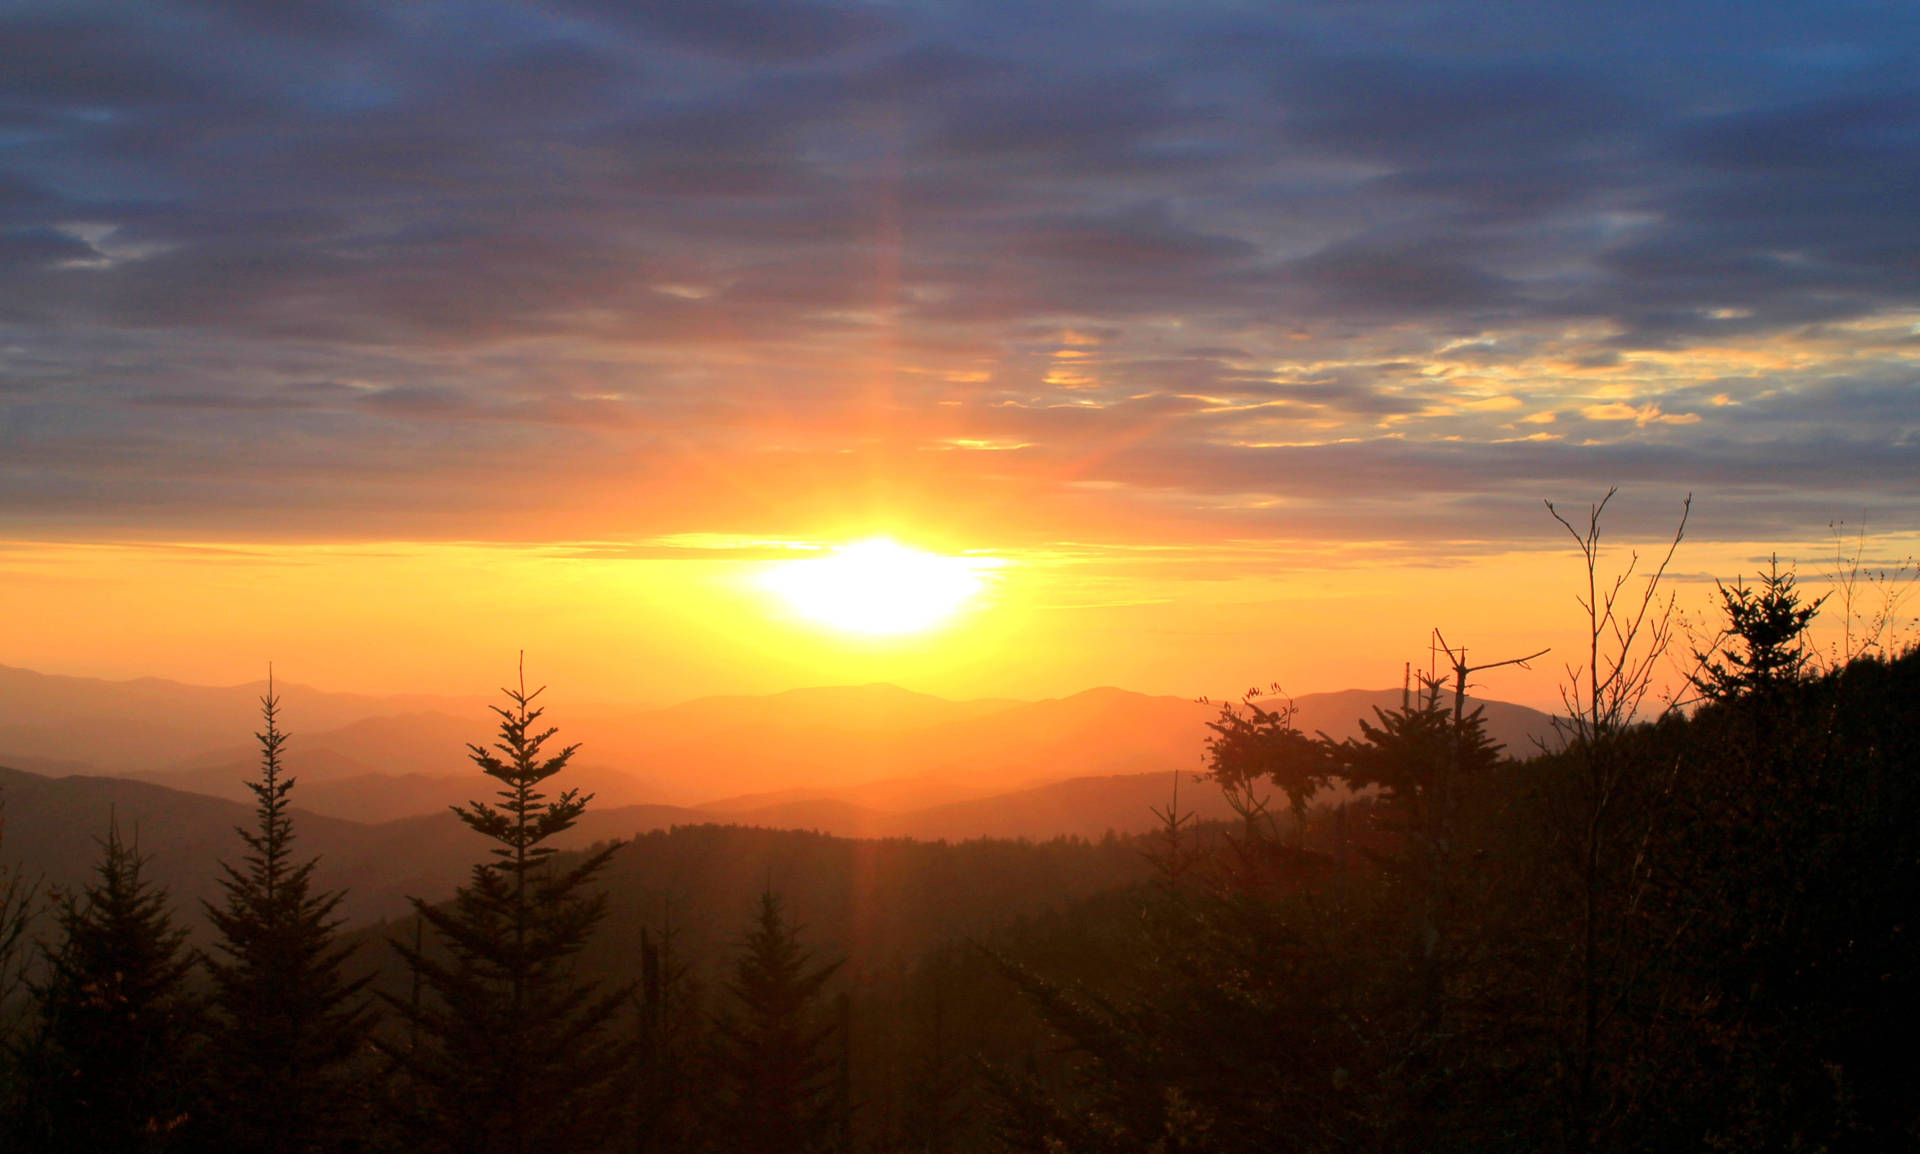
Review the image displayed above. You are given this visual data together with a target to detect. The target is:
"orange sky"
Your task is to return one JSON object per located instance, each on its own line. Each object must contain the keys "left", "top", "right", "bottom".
{"left": 2, "top": 520, "right": 1910, "bottom": 713}
{"left": 3, "top": 3, "right": 1917, "bottom": 712}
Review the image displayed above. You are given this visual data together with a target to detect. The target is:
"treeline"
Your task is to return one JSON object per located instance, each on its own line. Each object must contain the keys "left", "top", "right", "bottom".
{"left": 0, "top": 671, "right": 938, "bottom": 1153}
{"left": 0, "top": 557, "right": 1916, "bottom": 1152}
{"left": 989, "top": 565, "right": 1920, "bottom": 1152}
{"left": 0, "top": 667, "right": 1149, "bottom": 1152}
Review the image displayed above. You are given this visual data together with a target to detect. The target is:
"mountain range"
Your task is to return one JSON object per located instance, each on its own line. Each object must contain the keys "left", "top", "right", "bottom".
{"left": 1, "top": 663, "right": 1559, "bottom": 822}
{"left": 0, "top": 662, "right": 1561, "bottom": 931}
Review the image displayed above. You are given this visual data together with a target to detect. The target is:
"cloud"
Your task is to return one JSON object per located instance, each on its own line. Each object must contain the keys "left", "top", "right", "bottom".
{"left": 1579, "top": 402, "right": 1701, "bottom": 427}
{"left": 562, "top": 0, "right": 898, "bottom": 62}
{"left": 0, "top": 0, "right": 1916, "bottom": 554}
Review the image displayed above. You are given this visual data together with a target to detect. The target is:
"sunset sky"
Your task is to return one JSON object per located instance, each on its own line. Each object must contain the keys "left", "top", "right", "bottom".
{"left": 2, "top": 0, "right": 1916, "bottom": 709}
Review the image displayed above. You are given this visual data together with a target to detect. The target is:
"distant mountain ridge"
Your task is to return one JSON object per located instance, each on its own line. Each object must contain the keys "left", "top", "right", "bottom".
{"left": 0, "top": 663, "right": 1561, "bottom": 826}
{"left": 0, "top": 763, "right": 711, "bottom": 928}
{"left": 0, "top": 662, "right": 489, "bottom": 772}
{"left": 0, "top": 762, "right": 1190, "bottom": 932}
{"left": 0, "top": 758, "right": 1281, "bottom": 934}
{"left": 1274, "top": 688, "right": 1564, "bottom": 758}
{"left": 0, "top": 678, "right": 1560, "bottom": 929}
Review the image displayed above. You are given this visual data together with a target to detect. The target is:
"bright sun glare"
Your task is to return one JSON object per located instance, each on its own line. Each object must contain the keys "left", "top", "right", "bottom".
{"left": 760, "top": 539, "right": 991, "bottom": 635}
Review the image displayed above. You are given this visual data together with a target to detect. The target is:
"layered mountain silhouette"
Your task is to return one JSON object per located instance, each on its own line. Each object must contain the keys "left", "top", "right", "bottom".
{"left": 0, "top": 763, "right": 699, "bottom": 928}
{"left": 1, "top": 664, "right": 1560, "bottom": 827}
{"left": 0, "top": 662, "right": 486, "bottom": 770}
{"left": 0, "top": 664, "right": 1562, "bottom": 942}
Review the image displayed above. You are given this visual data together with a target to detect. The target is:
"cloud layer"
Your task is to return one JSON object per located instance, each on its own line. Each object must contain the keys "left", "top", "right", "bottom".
{"left": 2, "top": 0, "right": 1917, "bottom": 551}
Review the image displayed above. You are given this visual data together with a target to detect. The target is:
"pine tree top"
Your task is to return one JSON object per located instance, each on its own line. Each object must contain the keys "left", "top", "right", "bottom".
{"left": 454, "top": 671, "right": 590, "bottom": 878}
{"left": 727, "top": 890, "right": 844, "bottom": 1028}
{"left": 381, "top": 663, "right": 631, "bottom": 1154}
{"left": 1692, "top": 557, "right": 1827, "bottom": 701}
{"left": 45, "top": 820, "right": 195, "bottom": 1002}
{"left": 202, "top": 677, "right": 371, "bottom": 1150}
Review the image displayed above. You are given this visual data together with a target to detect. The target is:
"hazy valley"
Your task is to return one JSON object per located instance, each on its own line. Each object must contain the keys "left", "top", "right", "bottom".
{"left": 0, "top": 662, "right": 1560, "bottom": 925}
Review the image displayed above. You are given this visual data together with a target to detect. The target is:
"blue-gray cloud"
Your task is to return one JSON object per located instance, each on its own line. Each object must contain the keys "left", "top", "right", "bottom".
{"left": 1, "top": 0, "right": 1917, "bottom": 549}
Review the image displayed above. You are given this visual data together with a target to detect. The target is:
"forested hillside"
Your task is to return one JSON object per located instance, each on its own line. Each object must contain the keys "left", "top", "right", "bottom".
{"left": 0, "top": 570, "right": 1914, "bottom": 1152}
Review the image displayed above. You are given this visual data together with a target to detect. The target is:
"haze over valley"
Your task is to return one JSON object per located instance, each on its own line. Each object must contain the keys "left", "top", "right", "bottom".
{"left": 0, "top": 659, "right": 1561, "bottom": 921}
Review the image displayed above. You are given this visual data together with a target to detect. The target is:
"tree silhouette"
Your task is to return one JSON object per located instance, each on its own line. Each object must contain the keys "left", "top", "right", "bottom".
{"left": 628, "top": 915, "right": 703, "bottom": 1152}
{"left": 1340, "top": 694, "right": 1500, "bottom": 812}
{"left": 1204, "top": 689, "right": 1329, "bottom": 845}
{"left": 901, "top": 988, "right": 972, "bottom": 1154}
{"left": 18, "top": 821, "right": 202, "bottom": 1153}
{"left": 1691, "top": 557, "right": 1826, "bottom": 701}
{"left": 383, "top": 664, "right": 629, "bottom": 1154}
{"left": 202, "top": 678, "right": 371, "bottom": 1154}
{"left": 713, "top": 890, "right": 845, "bottom": 1154}
{"left": 0, "top": 792, "right": 38, "bottom": 1110}
{"left": 1544, "top": 488, "right": 1689, "bottom": 1135}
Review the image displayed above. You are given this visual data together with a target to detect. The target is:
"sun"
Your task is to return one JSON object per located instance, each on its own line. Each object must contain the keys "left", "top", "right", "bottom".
{"left": 759, "top": 539, "right": 993, "bottom": 635}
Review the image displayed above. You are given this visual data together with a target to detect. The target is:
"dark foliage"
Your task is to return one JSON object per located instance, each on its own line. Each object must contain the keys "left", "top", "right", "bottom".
{"left": 16, "top": 822, "right": 203, "bottom": 1153}
{"left": 381, "top": 671, "right": 630, "bottom": 1154}
{"left": 995, "top": 695, "right": 1512, "bottom": 1153}
{"left": 898, "top": 976, "right": 975, "bottom": 1154}
{"left": 711, "top": 890, "right": 846, "bottom": 1154}
{"left": 0, "top": 794, "right": 37, "bottom": 1109}
{"left": 1204, "top": 690, "right": 1332, "bottom": 836}
{"left": 1615, "top": 651, "right": 1920, "bottom": 1148}
{"left": 1692, "top": 557, "right": 1827, "bottom": 700}
{"left": 5, "top": 542, "right": 1916, "bottom": 1154}
{"left": 202, "top": 684, "right": 372, "bottom": 1154}
{"left": 626, "top": 917, "right": 704, "bottom": 1152}
{"left": 993, "top": 582, "right": 1920, "bottom": 1152}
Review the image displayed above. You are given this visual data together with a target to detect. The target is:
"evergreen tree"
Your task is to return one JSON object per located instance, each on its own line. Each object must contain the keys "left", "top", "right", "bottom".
{"left": 1692, "top": 557, "right": 1826, "bottom": 701}
{"left": 19, "top": 820, "right": 202, "bottom": 1153}
{"left": 0, "top": 796, "right": 34, "bottom": 1015}
{"left": 712, "top": 891, "right": 845, "bottom": 1154}
{"left": 0, "top": 795, "right": 38, "bottom": 1126}
{"left": 992, "top": 685, "right": 1513, "bottom": 1154}
{"left": 202, "top": 678, "right": 371, "bottom": 1154}
{"left": 383, "top": 665, "right": 629, "bottom": 1154}
{"left": 629, "top": 917, "right": 704, "bottom": 1152}
{"left": 1337, "top": 689, "right": 1503, "bottom": 854}
{"left": 901, "top": 987, "right": 972, "bottom": 1154}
